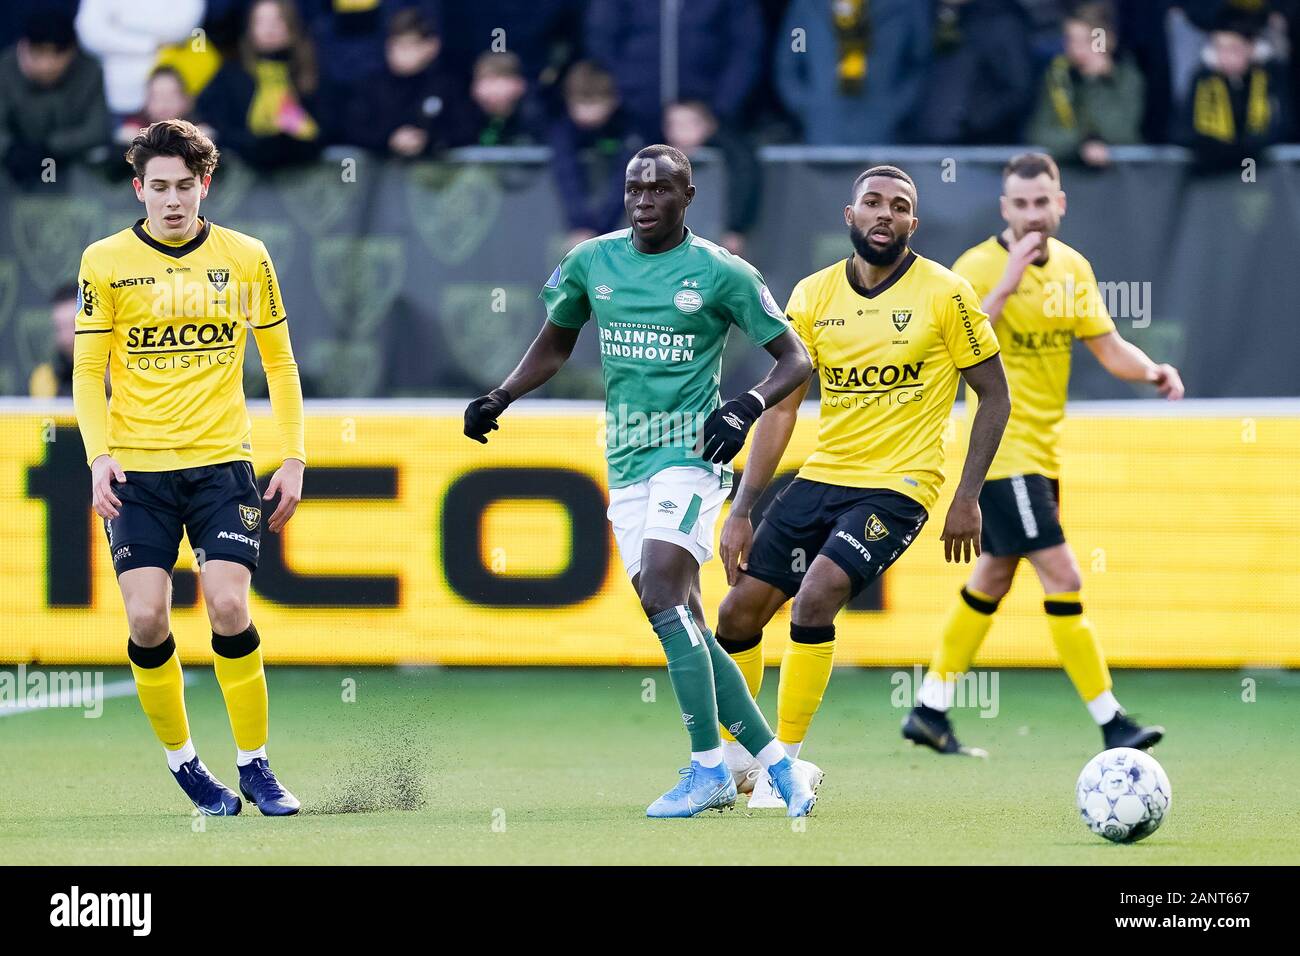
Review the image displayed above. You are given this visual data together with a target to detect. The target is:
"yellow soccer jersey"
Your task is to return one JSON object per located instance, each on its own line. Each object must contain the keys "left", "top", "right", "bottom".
{"left": 73, "top": 218, "right": 305, "bottom": 471}
{"left": 787, "top": 252, "right": 999, "bottom": 510}
{"left": 954, "top": 236, "right": 1114, "bottom": 481}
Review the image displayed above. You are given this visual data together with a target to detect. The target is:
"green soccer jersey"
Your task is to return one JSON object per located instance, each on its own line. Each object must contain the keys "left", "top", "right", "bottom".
{"left": 540, "top": 228, "right": 789, "bottom": 488}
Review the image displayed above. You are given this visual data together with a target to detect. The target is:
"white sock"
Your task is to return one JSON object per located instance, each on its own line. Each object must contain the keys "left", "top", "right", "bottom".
{"left": 1086, "top": 691, "right": 1121, "bottom": 725}
{"left": 165, "top": 739, "right": 196, "bottom": 772}
{"left": 236, "top": 745, "right": 268, "bottom": 767}
{"left": 780, "top": 740, "right": 802, "bottom": 760}
{"left": 755, "top": 739, "right": 786, "bottom": 769}
{"left": 722, "top": 739, "right": 753, "bottom": 772}
{"left": 918, "top": 673, "right": 954, "bottom": 712}
{"left": 692, "top": 747, "right": 724, "bottom": 768}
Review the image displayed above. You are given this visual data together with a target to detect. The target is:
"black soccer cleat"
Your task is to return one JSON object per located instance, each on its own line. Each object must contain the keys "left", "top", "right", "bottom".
{"left": 901, "top": 705, "right": 988, "bottom": 758}
{"left": 1102, "top": 712, "right": 1164, "bottom": 751}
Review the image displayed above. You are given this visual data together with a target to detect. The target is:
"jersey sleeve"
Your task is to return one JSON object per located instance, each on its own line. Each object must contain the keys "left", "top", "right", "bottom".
{"left": 784, "top": 277, "right": 817, "bottom": 368}
{"left": 951, "top": 248, "right": 995, "bottom": 303}
{"left": 72, "top": 248, "right": 114, "bottom": 465}
{"left": 539, "top": 242, "right": 593, "bottom": 329}
{"left": 720, "top": 257, "right": 788, "bottom": 347}
{"left": 246, "top": 241, "right": 306, "bottom": 464}
{"left": 941, "top": 277, "right": 1000, "bottom": 369}
{"left": 1072, "top": 256, "right": 1116, "bottom": 339}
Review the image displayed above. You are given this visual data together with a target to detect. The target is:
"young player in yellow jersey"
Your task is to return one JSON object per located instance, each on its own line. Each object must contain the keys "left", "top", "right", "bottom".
{"left": 903, "top": 152, "right": 1184, "bottom": 757}
{"left": 713, "top": 166, "right": 1012, "bottom": 806}
{"left": 73, "top": 120, "right": 306, "bottom": 815}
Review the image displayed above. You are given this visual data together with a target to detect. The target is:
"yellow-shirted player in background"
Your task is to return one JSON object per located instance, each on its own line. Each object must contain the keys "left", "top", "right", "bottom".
{"left": 903, "top": 152, "right": 1184, "bottom": 757}
{"left": 714, "top": 166, "right": 1011, "bottom": 807}
{"left": 74, "top": 120, "right": 306, "bottom": 815}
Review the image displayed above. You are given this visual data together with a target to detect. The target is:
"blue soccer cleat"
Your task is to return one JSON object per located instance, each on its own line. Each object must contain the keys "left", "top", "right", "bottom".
{"left": 646, "top": 760, "right": 737, "bottom": 818}
{"left": 171, "top": 757, "right": 242, "bottom": 816}
{"left": 767, "top": 756, "right": 816, "bottom": 818}
{"left": 238, "top": 758, "right": 301, "bottom": 816}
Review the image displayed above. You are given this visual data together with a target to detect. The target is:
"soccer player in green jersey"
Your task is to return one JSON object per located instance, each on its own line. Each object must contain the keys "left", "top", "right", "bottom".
{"left": 464, "top": 145, "right": 818, "bottom": 817}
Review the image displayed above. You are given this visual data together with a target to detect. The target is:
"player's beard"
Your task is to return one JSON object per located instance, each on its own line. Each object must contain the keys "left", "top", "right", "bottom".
{"left": 849, "top": 222, "right": 908, "bottom": 266}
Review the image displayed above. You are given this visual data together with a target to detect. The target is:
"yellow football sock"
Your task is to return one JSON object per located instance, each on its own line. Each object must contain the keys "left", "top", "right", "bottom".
{"left": 927, "top": 586, "right": 999, "bottom": 680}
{"left": 777, "top": 624, "right": 835, "bottom": 745}
{"left": 128, "top": 635, "right": 190, "bottom": 750}
{"left": 1044, "top": 592, "right": 1112, "bottom": 703}
{"left": 715, "top": 633, "right": 764, "bottom": 741}
{"left": 212, "top": 624, "right": 269, "bottom": 752}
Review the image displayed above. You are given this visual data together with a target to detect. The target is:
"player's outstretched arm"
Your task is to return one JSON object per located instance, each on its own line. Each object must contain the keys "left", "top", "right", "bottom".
{"left": 943, "top": 355, "right": 1012, "bottom": 563}
{"left": 719, "top": 374, "right": 811, "bottom": 585}
{"left": 1083, "top": 331, "right": 1184, "bottom": 399}
{"left": 699, "top": 328, "right": 811, "bottom": 465}
{"left": 464, "top": 319, "right": 582, "bottom": 443}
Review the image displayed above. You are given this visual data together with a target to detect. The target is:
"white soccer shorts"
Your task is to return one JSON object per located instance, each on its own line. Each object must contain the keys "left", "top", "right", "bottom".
{"left": 607, "top": 465, "right": 730, "bottom": 579}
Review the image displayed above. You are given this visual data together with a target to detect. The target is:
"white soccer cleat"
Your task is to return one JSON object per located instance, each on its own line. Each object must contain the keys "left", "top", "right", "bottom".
{"left": 731, "top": 757, "right": 763, "bottom": 795}
{"left": 746, "top": 759, "right": 824, "bottom": 809}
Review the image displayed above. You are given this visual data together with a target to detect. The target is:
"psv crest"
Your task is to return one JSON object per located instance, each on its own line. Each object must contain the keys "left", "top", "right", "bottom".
{"left": 891, "top": 310, "right": 912, "bottom": 332}
{"left": 864, "top": 513, "right": 889, "bottom": 541}
{"left": 239, "top": 504, "right": 261, "bottom": 530}
{"left": 207, "top": 268, "right": 230, "bottom": 292}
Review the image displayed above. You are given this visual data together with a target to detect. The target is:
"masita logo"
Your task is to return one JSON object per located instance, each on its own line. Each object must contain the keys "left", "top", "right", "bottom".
{"left": 49, "top": 886, "right": 151, "bottom": 936}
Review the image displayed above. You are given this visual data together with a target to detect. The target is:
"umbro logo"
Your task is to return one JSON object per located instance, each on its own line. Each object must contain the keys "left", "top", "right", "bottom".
{"left": 659, "top": 500, "right": 677, "bottom": 510}
{"left": 723, "top": 413, "right": 743, "bottom": 429}
{"left": 728, "top": 721, "right": 745, "bottom": 735}
{"left": 681, "top": 712, "right": 694, "bottom": 726}
{"left": 594, "top": 284, "right": 613, "bottom": 300}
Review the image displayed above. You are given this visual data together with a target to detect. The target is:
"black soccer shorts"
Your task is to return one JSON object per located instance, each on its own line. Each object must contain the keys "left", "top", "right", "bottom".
{"left": 103, "top": 461, "right": 264, "bottom": 575}
{"left": 978, "top": 474, "right": 1066, "bottom": 557}
{"left": 743, "top": 478, "right": 928, "bottom": 598}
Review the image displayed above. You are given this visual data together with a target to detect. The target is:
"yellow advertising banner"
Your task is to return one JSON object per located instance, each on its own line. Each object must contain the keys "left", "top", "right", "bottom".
{"left": 1, "top": 402, "right": 1297, "bottom": 667}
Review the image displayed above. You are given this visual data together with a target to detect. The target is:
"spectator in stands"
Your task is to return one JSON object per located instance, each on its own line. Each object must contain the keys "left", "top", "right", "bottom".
{"left": 74, "top": 0, "right": 205, "bottom": 119}
{"left": 549, "top": 61, "right": 643, "bottom": 249}
{"left": 29, "top": 284, "right": 80, "bottom": 399}
{"left": 774, "top": 0, "right": 932, "bottom": 144}
{"left": 1115, "top": 0, "right": 1177, "bottom": 143}
{"left": 1180, "top": 18, "right": 1289, "bottom": 171}
{"left": 1026, "top": 4, "right": 1145, "bottom": 167}
{"left": 468, "top": 51, "right": 545, "bottom": 146}
{"left": 663, "top": 100, "right": 761, "bottom": 256}
{"left": 437, "top": 0, "right": 583, "bottom": 91}
{"left": 304, "top": 0, "right": 443, "bottom": 92}
{"left": 914, "top": 0, "right": 1036, "bottom": 145}
{"left": 0, "top": 11, "right": 110, "bottom": 184}
{"left": 585, "top": 0, "right": 764, "bottom": 141}
{"left": 331, "top": 8, "right": 472, "bottom": 156}
{"left": 197, "top": 0, "right": 324, "bottom": 169}
{"left": 115, "top": 66, "right": 199, "bottom": 144}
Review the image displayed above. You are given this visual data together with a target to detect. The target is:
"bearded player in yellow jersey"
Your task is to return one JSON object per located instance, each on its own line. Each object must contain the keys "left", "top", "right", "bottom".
{"left": 903, "top": 152, "right": 1185, "bottom": 757}
{"left": 713, "top": 166, "right": 1011, "bottom": 807}
{"left": 73, "top": 120, "right": 306, "bottom": 815}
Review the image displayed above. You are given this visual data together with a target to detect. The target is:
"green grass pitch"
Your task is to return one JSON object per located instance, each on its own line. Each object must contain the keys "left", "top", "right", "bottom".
{"left": 2, "top": 667, "right": 1297, "bottom": 865}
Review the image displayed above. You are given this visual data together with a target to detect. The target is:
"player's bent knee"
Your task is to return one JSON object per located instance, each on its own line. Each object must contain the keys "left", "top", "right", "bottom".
{"left": 125, "top": 602, "right": 171, "bottom": 644}
{"left": 205, "top": 589, "right": 250, "bottom": 634}
{"left": 791, "top": 582, "right": 848, "bottom": 627}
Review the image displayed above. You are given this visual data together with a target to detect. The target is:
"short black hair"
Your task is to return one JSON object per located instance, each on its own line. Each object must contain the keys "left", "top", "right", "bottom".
{"left": 850, "top": 165, "right": 917, "bottom": 207}
{"left": 630, "top": 144, "right": 692, "bottom": 187}
{"left": 1003, "top": 151, "right": 1060, "bottom": 184}
{"left": 23, "top": 11, "right": 77, "bottom": 49}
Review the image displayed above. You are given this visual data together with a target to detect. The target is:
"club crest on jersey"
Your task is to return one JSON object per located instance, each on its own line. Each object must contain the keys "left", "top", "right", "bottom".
{"left": 759, "top": 284, "right": 783, "bottom": 319}
{"left": 239, "top": 504, "right": 261, "bottom": 531}
{"left": 864, "top": 513, "right": 889, "bottom": 541}
{"left": 674, "top": 289, "right": 703, "bottom": 313}
{"left": 207, "top": 268, "right": 230, "bottom": 292}
{"left": 891, "top": 310, "right": 912, "bottom": 332}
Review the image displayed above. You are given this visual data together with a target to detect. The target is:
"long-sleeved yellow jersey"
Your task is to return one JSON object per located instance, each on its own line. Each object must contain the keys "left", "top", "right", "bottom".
{"left": 73, "top": 217, "right": 305, "bottom": 471}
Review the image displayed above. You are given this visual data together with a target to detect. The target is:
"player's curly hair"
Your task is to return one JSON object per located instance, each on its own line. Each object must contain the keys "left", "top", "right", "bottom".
{"left": 850, "top": 165, "right": 917, "bottom": 207}
{"left": 124, "top": 120, "right": 220, "bottom": 180}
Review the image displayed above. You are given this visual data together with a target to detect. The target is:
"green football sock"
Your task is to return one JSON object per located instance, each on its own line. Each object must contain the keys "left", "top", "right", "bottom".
{"left": 648, "top": 606, "right": 721, "bottom": 753}
{"left": 702, "top": 626, "right": 777, "bottom": 758}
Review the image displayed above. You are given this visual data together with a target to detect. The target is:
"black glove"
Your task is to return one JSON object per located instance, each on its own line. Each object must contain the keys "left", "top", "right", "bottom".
{"left": 699, "top": 392, "right": 764, "bottom": 464}
{"left": 464, "top": 387, "right": 512, "bottom": 443}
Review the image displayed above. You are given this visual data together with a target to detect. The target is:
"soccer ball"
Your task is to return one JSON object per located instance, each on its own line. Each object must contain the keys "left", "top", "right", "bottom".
{"left": 1075, "top": 747, "right": 1172, "bottom": 843}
